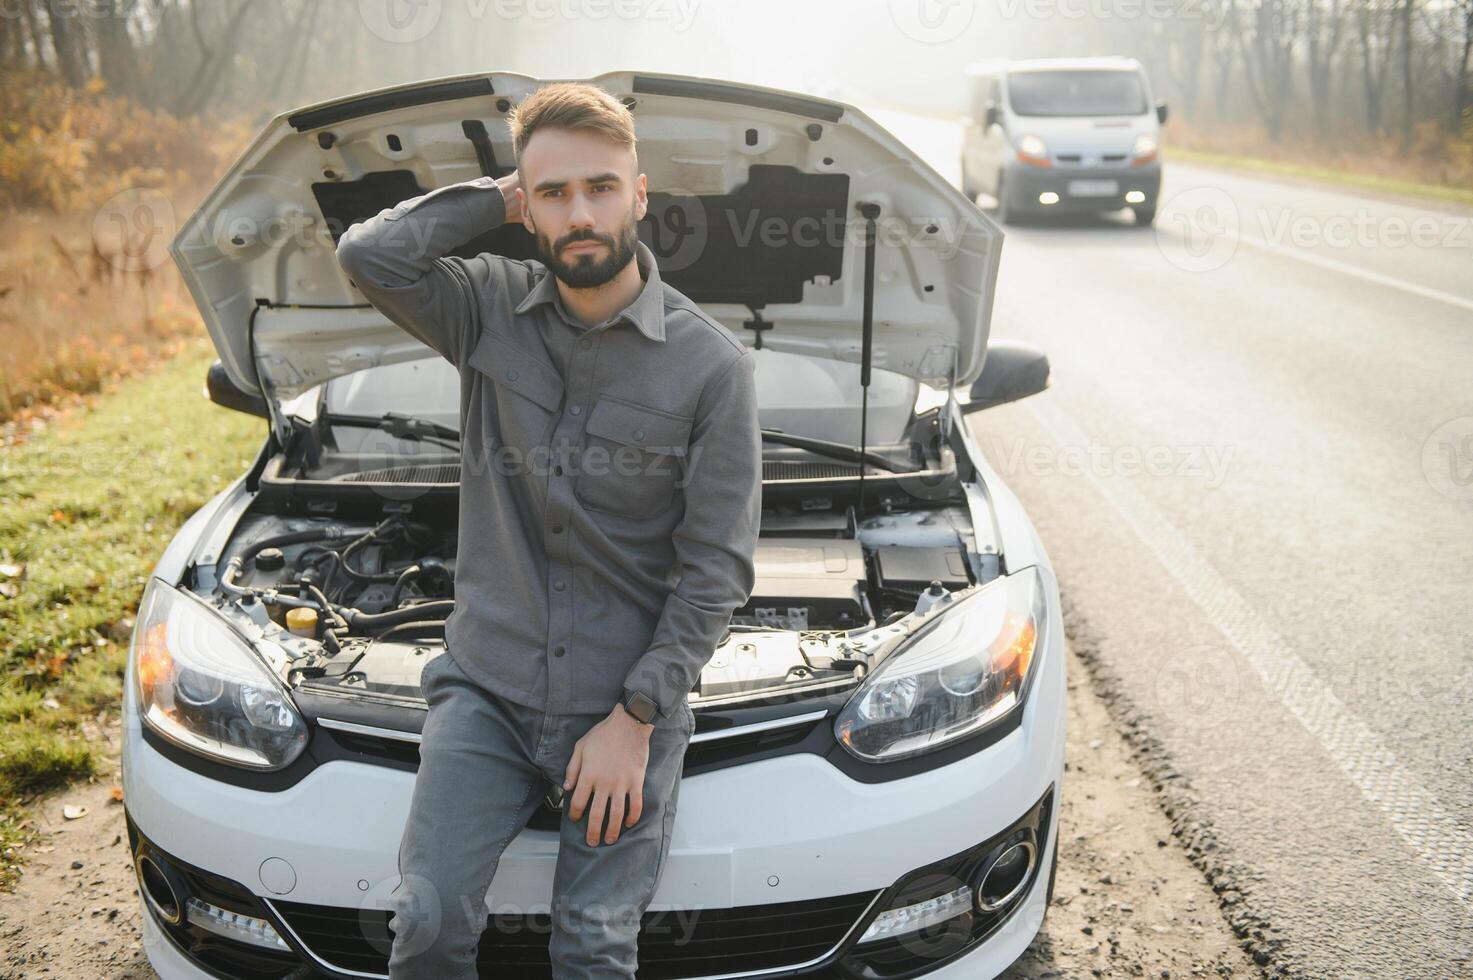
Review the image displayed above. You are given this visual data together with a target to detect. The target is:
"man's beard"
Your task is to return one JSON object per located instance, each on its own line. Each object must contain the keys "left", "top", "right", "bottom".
{"left": 536, "top": 211, "right": 640, "bottom": 289}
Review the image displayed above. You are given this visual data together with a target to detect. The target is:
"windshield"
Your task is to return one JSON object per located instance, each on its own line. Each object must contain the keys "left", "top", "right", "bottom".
{"left": 1006, "top": 70, "right": 1148, "bottom": 117}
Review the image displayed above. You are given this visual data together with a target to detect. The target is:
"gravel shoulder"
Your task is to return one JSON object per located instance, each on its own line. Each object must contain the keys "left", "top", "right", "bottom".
{"left": 1, "top": 644, "right": 1260, "bottom": 979}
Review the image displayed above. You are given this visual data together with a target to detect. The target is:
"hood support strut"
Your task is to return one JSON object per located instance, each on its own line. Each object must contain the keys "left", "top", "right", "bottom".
{"left": 248, "top": 300, "right": 294, "bottom": 447}
{"left": 248, "top": 299, "right": 373, "bottom": 446}
{"left": 857, "top": 201, "right": 881, "bottom": 515}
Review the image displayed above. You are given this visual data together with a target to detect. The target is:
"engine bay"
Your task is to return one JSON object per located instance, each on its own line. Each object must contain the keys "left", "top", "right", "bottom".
{"left": 199, "top": 487, "right": 998, "bottom": 710}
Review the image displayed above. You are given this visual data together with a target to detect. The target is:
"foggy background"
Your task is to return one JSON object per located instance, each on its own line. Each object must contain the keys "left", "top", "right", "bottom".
{"left": 6, "top": 0, "right": 1471, "bottom": 153}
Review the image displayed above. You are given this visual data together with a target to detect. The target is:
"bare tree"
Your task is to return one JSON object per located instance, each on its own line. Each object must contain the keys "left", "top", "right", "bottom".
{"left": 1234, "top": 0, "right": 1302, "bottom": 138}
{"left": 1306, "top": 0, "right": 1348, "bottom": 134}
{"left": 43, "top": 0, "right": 91, "bottom": 88}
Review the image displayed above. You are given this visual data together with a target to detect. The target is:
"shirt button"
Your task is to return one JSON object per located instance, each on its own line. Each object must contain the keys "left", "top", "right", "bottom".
{"left": 506, "top": 369, "right": 518, "bottom": 381}
{"left": 570, "top": 404, "right": 582, "bottom": 416}
{"left": 553, "top": 646, "right": 566, "bottom": 657}
{"left": 579, "top": 338, "right": 592, "bottom": 350}
{"left": 553, "top": 580, "right": 566, "bottom": 591}
{"left": 551, "top": 522, "right": 564, "bottom": 534}
{"left": 633, "top": 429, "right": 645, "bottom": 441}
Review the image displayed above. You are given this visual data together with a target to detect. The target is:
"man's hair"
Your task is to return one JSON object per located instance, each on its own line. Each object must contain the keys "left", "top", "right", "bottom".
{"left": 506, "top": 82, "right": 637, "bottom": 164}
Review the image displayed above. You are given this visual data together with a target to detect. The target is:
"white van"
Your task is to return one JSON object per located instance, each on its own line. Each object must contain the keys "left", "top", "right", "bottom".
{"left": 961, "top": 57, "right": 1166, "bottom": 225}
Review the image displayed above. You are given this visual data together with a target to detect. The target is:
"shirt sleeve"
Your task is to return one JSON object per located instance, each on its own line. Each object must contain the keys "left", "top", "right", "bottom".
{"left": 621, "top": 349, "right": 762, "bottom": 719}
{"left": 334, "top": 175, "right": 510, "bottom": 368}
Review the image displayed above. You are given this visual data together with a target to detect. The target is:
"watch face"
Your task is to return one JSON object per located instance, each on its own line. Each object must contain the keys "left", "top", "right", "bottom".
{"left": 625, "top": 692, "right": 657, "bottom": 723}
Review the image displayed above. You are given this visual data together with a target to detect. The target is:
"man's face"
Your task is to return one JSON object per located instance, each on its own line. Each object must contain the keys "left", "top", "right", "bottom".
{"left": 516, "top": 127, "right": 647, "bottom": 289}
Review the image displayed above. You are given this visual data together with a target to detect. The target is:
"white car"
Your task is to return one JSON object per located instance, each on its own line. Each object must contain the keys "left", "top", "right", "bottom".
{"left": 962, "top": 57, "right": 1167, "bottom": 226}
{"left": 122, "top": 71, "right": 1065, "bottom": 980}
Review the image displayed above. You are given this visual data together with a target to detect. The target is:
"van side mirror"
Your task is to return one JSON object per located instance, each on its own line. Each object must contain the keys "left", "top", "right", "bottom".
{"left": 206, "top": 360, "right": 270, "bottom": 419}
{"left": 1156, "top": 102, "right": 1169, "bottom": 124}
{"left": 985, "top": 103, "right": 1002, "bottom": 129}
{"left": 963, "top": 341, "right": 1050, "bottom": 413}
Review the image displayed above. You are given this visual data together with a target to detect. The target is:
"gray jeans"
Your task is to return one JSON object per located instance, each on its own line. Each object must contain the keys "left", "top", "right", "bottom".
{"left": 386, "top": 650, "right": 694, "bottom": 978}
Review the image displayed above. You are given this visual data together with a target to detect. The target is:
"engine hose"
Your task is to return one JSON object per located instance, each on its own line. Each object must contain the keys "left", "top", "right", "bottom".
{"left": 339, "top": 517, "right": 407, "bottom": 583}
{"left": 371, "top": 620, "right": 448, "bottom": 643}
{"left": 341, "top": 601, "right": 456, "bottom": 633}
{"left": 388, "top": 565, "right": 424, "bottom": 607}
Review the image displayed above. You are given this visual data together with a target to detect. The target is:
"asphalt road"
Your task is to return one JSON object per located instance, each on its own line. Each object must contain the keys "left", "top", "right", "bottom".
{"left": 872, "top": 109, "right": 1473, "bottom": 976}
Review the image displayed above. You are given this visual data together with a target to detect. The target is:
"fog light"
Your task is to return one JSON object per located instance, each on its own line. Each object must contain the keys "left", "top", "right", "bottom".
{"left": 855, "top": 885, "right": 972, "bottom": 944}
{"left": 184, "top": 896, "right": 291, "bottom": 951}
{"left": 974, "top": 838, "right": 1037, "bottom": 912}
{"left": 1125, "top": 191, "right": 1146, "bottom": 204}
{"left": 136, "top": 853, "right": 183, "bottom": 925}
{"left": 1038, "top": 192, "right": 1060, "bottom": 205}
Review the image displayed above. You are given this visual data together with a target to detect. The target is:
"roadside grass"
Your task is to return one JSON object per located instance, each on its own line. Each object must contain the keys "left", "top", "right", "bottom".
{"left": 0, "top": 341, "right": 261, "bottom": 889}
{"left": 1168, "top": 146, "right": 1473, "bottom": 209}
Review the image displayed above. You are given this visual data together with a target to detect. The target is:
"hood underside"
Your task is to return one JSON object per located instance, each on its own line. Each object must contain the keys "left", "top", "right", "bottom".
{"left": 172, "top": 71, "right": 1002, "bottom": 402}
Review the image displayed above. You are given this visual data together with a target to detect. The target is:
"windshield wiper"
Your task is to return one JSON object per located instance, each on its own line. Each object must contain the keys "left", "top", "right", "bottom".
{"left": 328, "top": 416, "right": 906, "bottom": 471}
{"left": 325, "top": 412, "right": 461, "bottom": 449}
{"left": 761, "top": 429, "right": 913, "bottom": 473}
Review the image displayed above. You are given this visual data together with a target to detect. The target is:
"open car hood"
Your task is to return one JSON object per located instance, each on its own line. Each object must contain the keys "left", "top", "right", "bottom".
{"left": 172, "top": 71, "right": 1002, "bottom": 405}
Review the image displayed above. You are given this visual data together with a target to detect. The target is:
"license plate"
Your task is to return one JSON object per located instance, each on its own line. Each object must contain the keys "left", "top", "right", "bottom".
{"left": 1067, "top": 179, "right": 1119, "bottom": 198}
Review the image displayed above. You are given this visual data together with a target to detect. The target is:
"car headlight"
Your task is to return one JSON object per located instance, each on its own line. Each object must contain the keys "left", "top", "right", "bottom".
{"left": 1016, "top": 134, "right": 1049, "bottom": 163}
{"left": 132, "top": 579, "right": 308, "bottom": 770}
{"left": 835, "top": 568, "right": 1046, "bottom": 763}
{"left": 1133, "top": 133, "right": 1158, "bottom": 159}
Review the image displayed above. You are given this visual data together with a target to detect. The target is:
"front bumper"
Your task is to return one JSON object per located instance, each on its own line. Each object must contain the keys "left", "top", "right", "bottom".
{"left": 1005, "top": 162, "right": 1162, "bottom": 214}
{"left": 122, "top": 587, "right": 1066, "bottom": 979}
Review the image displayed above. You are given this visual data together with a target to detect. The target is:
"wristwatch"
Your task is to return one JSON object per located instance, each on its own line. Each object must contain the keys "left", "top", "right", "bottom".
{"left": 621, "top": 690, "right": 658, "bottom": 725}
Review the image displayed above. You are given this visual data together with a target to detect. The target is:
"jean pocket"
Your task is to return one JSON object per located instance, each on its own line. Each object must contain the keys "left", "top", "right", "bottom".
{"left": 419, "top": 653, "right": 454, "bottom": 700}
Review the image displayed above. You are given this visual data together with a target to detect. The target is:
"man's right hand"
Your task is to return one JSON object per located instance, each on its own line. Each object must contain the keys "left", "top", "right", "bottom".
{"left": 497, "top": 172, "right": 524, "bottom": 224}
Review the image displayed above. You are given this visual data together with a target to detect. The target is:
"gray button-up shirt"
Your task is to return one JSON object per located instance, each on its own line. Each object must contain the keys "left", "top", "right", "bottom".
{"left": 335, "top": 176, "right": 761, "bottom": 719}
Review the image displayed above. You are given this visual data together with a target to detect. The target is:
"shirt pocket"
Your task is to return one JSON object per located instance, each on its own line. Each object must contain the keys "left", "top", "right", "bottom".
{"left": 574, "top": 396, "right": 693, "bottom": 519}
{"left": 469, "top": 331, "right": 565, "bottom": 412}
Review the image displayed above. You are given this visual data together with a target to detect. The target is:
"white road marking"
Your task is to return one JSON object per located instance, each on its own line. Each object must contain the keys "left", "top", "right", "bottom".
{"left": 1028, "top": 399, "right": 1473, "bottom": 906}
{"left": 1159, "top": 206, "right": 1473, "bottom": 315}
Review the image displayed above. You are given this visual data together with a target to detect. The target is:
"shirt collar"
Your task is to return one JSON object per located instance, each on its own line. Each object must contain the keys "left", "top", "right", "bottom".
{"left": 515, "top": 239, "right": 666, "bottom": 343}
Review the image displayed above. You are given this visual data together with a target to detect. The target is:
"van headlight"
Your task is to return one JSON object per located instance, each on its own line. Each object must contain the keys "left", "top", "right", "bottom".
{"left": 835, "top": 568, "right": 1046, "bottom": 763}
{"left": 131, "top": 579, "right": 308, "bottom": 770}
{"left": 1017, "top": 134, "right": 1047, "bottom": 157}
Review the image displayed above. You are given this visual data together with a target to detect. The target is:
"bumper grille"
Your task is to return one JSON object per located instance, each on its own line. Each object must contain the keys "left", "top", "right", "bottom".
{"left": 270, "top": 889, "right": 878, "bottom": 978}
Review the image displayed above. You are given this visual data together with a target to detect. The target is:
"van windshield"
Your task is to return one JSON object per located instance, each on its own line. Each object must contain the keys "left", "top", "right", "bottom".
{"left": 1006, "top": 70, "right": 1148, "bottom": 117}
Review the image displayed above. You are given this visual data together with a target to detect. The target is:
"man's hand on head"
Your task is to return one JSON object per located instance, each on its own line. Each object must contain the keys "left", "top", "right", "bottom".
{"left": 562, "top": 704, "right": 654, "bottom": 846}
{"left": 496, "top": 171, "right": 524, "bottom": 224}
